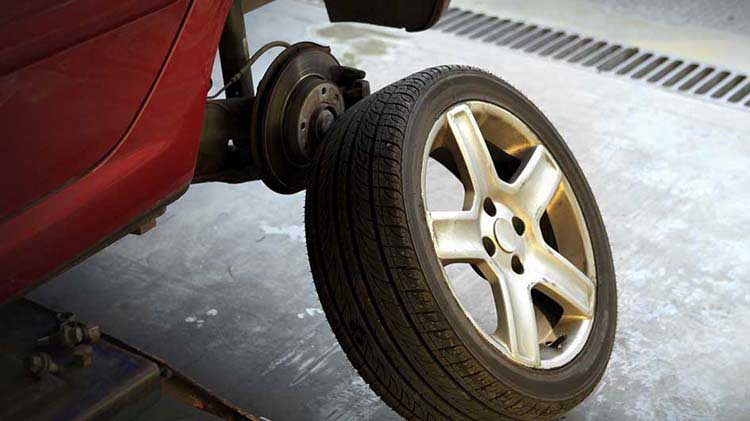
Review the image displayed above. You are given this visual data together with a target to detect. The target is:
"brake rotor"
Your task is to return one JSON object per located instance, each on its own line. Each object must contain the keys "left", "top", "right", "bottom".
{"left": 251, "top": 42, "right": 345, "bottom": 194}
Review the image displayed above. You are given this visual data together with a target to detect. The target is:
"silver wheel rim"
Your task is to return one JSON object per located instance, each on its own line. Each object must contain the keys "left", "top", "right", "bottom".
{"left": 421, "top": 101, "right": 596, "bottom": 369}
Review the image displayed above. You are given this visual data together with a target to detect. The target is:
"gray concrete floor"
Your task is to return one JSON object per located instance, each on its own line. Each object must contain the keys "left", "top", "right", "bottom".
{"left": 32, "top": 1, "right": 750, "bottom": 420}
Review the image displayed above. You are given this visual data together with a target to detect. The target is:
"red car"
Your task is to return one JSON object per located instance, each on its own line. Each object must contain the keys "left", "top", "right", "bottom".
{"left": 0, "top": 1, "right": 616, "bottom": 419}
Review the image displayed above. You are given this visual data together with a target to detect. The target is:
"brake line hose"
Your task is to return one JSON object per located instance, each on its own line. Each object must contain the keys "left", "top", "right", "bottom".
{"left": 207, "top": 40, "right": 291, "bottom": 99}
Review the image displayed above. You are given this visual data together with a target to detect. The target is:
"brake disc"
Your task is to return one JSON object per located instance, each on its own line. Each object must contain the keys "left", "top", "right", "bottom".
{"left": 251, "top": 42, "right": 345, "bottom": 194}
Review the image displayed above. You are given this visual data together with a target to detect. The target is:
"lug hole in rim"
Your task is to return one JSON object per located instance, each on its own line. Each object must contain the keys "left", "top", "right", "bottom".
{"left": 300, "top": 121, "right": 307, "bottom": 131}
{"left": 482, "top": 237, "right": 496, "bottom": 256}
{"left": 511, "top": 255, "right": 524, "bottom": 274}
{"left": 512, "top": 216, "right": 526, "bottom": 236}
{"left": 483, "top": 198, "right": 497, "bottom": 216}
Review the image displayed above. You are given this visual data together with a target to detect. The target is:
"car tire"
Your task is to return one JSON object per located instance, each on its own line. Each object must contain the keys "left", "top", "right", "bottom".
{"left": 305, "top": 65, "right": 616, "bottom": 420}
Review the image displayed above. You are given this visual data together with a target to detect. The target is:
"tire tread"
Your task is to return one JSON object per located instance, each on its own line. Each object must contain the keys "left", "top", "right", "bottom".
{"left": 305, "top": 66, "right": 593, "bottom": 420}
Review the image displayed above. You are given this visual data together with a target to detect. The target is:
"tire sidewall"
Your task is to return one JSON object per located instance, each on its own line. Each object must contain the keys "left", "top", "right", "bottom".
{"left": 400, "top": 69, "right": 617, "bottom": 400}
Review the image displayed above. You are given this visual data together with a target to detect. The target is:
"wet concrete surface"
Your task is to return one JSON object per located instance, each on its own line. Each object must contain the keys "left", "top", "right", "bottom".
{"left": 31, "top": 1, "right": 750, "bottom": 420}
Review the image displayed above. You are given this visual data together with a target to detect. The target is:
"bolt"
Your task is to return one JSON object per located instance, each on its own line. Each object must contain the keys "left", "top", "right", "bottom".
{"left": 314, "top": 108, "right": 336, "bottom": 140}
{"left": 25, "top": 352, "right": 60, "bottom": 378}
{"left": 83, "top": 326, "right": 101, "bottom": 344}
{"left": 52, "top": 323, "right": 100, "bottom": 348}
{"left": 59, "top": 324, "right": 84, "bottom": 348}
{"left": 73, "top": 345, "right": 94, "bottom": 368}
{"left": 38, "top": 313, "right": 100, "bottom": 350}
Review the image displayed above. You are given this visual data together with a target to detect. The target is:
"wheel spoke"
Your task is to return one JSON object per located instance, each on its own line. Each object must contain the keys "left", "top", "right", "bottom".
{"left": 428, "top": 211, "right": 485, "bottom": 264}
{"left": 425, "top": 102, "right": 598, "bottom": 370}
{"left": 446, "top": 104, "right": 498, "bottom": 201}
{"left": 508, "top": 146, "right": 561, "bottom": 218}
{"left": 489, "top": 267, "right": 540, "bottom": 367}
{"left": 532, "top": 246, "right": 595, "bottom": 318}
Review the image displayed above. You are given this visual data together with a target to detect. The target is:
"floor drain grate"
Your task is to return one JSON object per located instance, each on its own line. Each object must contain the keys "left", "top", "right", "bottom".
{"left": 433, "top": 8, "right": 750, "bottom": 110}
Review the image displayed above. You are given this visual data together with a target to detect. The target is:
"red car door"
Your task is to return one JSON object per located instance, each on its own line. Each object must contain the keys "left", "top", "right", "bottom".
{"left": 0, "top": 0, "right": 187, "bottom": 219}
{"left": 0, "top": 0, "right": 231, "bottom": 300}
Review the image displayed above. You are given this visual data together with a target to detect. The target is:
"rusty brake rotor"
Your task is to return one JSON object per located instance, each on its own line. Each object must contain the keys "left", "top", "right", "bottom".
{"left": 251, "top": 42, "right": 346, "bottom": 194}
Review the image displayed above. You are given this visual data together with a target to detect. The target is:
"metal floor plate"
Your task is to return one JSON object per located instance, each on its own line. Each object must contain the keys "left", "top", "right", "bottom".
{"left": 434, "top": 8, "right": 750, "bottom": 111}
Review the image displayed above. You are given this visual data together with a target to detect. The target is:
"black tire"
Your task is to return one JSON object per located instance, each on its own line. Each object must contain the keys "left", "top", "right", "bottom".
{"left": 305, "top": 66, "right": 616, "bottom": 420}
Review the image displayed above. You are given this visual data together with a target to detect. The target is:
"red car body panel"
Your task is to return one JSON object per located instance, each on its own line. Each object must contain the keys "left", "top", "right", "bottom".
{"left": 0, "top": 0, "right": 232, "bottom": 302}
{"left": 0, "top": 0, "right": 188, "bottom": 219}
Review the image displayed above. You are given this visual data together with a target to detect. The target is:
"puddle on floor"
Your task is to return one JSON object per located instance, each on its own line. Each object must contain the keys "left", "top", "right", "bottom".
{"left": 314, "top": 23, "right": 402, "bottom": 67}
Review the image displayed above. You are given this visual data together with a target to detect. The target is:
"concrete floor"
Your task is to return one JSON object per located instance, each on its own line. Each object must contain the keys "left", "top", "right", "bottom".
{"left": 31, "top": 1, "right": 750, "bottom": 420}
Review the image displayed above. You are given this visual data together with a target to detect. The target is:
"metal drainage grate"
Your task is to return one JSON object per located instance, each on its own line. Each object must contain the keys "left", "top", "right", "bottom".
{"left": 433, "top": 8, "right": 750, "bottom": 110}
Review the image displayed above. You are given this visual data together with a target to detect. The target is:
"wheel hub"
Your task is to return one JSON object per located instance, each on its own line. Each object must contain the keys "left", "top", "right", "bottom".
{"left": 493, "top": 217, "right": 521, "bottom": 254}
{"left": 423, "top": 101, "right": 597, "bottom": 369}
{"left": 283, "top": 78, "right": 344, "bottom": 166}
{"left": 251, "top": 43, "right": 343, "bottom": 194}
{"left": 251, "top": 42, "right": 372, "bottom": 195}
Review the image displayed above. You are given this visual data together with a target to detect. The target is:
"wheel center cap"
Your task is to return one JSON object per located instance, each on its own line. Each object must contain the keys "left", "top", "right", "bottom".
{"left": 494, "top": 218, "right": 520, "bottom": 253}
